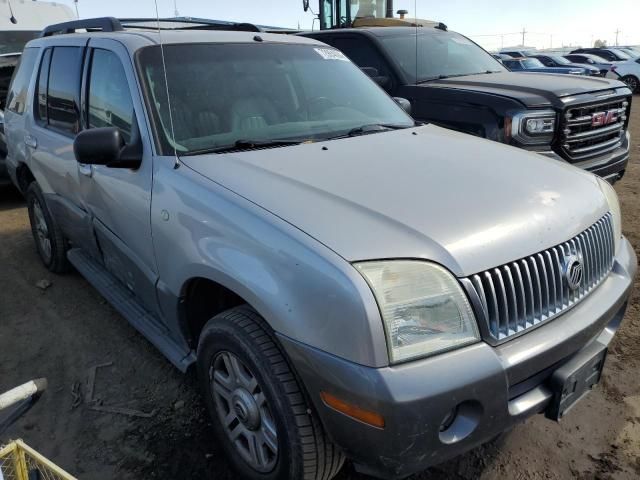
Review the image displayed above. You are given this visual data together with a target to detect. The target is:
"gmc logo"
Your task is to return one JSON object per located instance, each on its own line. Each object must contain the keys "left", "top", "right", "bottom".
{"left": 591, "top": 110, "right": 619, "bottom": 127}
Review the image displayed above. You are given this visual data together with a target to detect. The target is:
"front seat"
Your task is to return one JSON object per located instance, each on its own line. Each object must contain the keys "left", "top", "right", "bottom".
{"left": 230, "top": 77, "right": 280, "bottom": 133}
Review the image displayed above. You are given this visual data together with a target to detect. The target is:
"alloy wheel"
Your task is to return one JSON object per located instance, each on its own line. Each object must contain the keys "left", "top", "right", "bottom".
{"left": 32, "top": 199, "right": 52, "bottom": 263}
{"left": 623, "top": 76, "right": 638, "bottom": 92}
{"left": 210, "top": 351, "right": 278, "bottom": 473}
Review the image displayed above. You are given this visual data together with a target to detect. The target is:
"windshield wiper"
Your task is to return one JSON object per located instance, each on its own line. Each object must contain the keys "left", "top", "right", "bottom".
{"left": 420, "top": 71, "right": 500, "bottom": 82}
{"left": 327, "top": 123, "right": 410, "bottom": 140}
{"left": 182, "top": 139, "right": 305, "bottom": 156}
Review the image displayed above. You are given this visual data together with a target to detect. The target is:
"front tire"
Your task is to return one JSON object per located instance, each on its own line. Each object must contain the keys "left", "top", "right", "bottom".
{"left": 621, "top": 75, "right": 639, "bottom": 93}
{"left": 26, "top": 182, "right": 69, "bottom": 273}
{"left": 197, "top": 306, "right": 345, "bottom": 480}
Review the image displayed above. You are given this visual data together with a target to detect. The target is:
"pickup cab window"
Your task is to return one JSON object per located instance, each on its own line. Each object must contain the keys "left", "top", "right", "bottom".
{"left": 329, "top": 36, "right": 392, "bottom": 80}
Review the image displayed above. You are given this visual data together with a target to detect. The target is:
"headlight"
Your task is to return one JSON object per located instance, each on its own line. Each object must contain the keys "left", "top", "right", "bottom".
{"left": 598, "top": 177, "right": 622, "bottom": 255}
{"left": 355, "top": 261, "right": 480, "bottom": 364}
{"left": 508, "top": 110, "right": 556, "bottom": 145}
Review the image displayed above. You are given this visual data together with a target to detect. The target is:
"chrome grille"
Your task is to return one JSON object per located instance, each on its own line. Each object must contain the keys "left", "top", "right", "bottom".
{"left": 467, "top": 213, "right": 615, "bottom": 343}
{"left": 561, "top": 97, "right": 630, "bottom": 161}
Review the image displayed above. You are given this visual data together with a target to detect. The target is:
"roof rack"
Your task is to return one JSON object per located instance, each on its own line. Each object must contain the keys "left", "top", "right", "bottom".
{"left": 39, "top": 17, "right": 123, "bottom": 37}
{"left": 119, "top": 17, "right": 263, "bottom": 32}
{"left": 38, "top": 16, "right": 265, "bottom": 38}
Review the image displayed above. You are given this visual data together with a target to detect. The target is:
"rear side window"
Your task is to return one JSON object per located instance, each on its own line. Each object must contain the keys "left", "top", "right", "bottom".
{"left": 41, "top": 47, "right": 83, "bottom": 135}
{"left": 88, "top": 49, "right": 134, "bottom": 142}
{"left": 6, "top": 47, "right": 39, "bottom": 114}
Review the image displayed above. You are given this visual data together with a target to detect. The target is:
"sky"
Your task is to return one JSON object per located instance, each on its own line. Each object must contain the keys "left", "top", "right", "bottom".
{"left": 56, "top": 0, "right": 639, "bottom": 51}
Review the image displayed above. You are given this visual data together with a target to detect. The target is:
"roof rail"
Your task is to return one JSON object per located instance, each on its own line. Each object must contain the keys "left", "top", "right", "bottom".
{"left": 118, "top": 17, "right": 262, "bottom": 33}
{"left": 39, "top": 17, "right": 123, "bottom": 37}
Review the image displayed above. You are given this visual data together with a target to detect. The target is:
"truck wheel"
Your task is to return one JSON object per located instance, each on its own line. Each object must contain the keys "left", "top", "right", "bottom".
{"left": 26, "top": 182, "right": 69, "bottom": 273}
{"left": 621, "top": 75, "right": 639, "bottom": 93}
{"left": 197, "top": 305, "right": 345, "bottom": 480}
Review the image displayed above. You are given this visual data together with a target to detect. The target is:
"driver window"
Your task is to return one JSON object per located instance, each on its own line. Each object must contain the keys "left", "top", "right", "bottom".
{"left": 331, "top": 37, "right": 390, "bottom": 80}
{"left": 87, "top": 49, "right": 134, "bottom": 143}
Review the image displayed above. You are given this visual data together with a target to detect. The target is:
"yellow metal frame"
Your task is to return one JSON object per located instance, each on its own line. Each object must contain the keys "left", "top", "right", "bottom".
{"left": 0, "top": 440, "right": 77, "bottom": 480}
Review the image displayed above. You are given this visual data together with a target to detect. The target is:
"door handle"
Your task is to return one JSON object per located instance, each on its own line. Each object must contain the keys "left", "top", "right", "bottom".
{"left": 24, "top": 134, "right": 37, "bottom": 149}
{"left": 78, "top": 163, "right": 93, "bottom": 177}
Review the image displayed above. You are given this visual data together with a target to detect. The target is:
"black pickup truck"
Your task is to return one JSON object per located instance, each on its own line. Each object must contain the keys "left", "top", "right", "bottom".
{"left": 300, "top": 26, "right": 632, "bottom": 183}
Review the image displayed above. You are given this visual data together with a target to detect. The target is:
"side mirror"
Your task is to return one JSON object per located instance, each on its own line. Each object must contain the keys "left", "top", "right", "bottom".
{"left": 393, "top": 97, "right": 412, "bottom": 115}
{"left": 361, "top": 66, "right": 391, "bottom": 88}
{"left": 73, "top": 127, "right": 141, "bottom": 169}
{"left": 302, "top": 0, "right": 310, "bottom": 12}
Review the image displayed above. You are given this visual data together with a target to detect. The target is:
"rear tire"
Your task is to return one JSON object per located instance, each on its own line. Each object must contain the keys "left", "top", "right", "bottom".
{"left": 26, "top": 182, "right": 69, "bottom": 273}
{"left": 197, "top": 305, "right": 345, "bottom": 480}
{"left": 621, "top": 75, "right": 639, "bottom": 93}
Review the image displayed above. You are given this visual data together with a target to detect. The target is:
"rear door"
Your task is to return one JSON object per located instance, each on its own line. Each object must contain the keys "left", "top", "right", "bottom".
{"left": 25, "top": 39, "right": 99, "bottom": 256}
{"left": 77, "top": 38, "right": 160, "bottom": 316}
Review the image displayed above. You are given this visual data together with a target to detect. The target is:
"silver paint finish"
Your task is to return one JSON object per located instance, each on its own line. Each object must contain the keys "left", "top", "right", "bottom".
{"left": 181, "top": 124, "right": 609, "bottom": 277}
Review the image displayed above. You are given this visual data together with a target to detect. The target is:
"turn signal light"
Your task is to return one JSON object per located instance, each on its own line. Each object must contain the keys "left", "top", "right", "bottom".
{"left": 320, "top": 392, "right": 385, "bottom": 429}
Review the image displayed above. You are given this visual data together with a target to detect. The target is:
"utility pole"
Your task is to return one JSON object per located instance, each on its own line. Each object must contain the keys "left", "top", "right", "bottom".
{"left": 550, "top": 34, "right": 553, "bottom": 49}
{"left": 74, "top": 0, "right": 79, "bottom": 19}
{"left": 174, "top": 0, "right": 180, "bottom": 17}
{"left": 614, "top": 28, "right": 621, "bottom": 46}
{"left": 521, "top": 27, "right": 527, "bottom": 46}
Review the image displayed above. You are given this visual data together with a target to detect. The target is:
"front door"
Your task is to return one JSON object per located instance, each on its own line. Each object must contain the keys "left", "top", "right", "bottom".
{"left": 77, "top": 38, "right": 160, "bottom": 317}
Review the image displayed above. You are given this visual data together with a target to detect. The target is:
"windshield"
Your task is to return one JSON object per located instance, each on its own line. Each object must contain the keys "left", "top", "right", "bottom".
{"left": 609, "top": 49, "right": 631, "bottom": 60}
{"left": 521, "top": 58, "right": 544, "bottom": 68}
{"left": 551, "top": 56, "right": 571, "bottom": 65}
{"left": 380, "top": 30, "right": 506, "bottom": 83}
{"left": 138, "top": 43, "right": 413, "bottom": 155}
{"left": 0, "top": 31, "right": 38, "bottom": 55}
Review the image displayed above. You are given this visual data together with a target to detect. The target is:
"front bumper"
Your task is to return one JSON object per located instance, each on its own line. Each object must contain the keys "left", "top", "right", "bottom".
{"left": 539, "top": 130, "right": 630, "bottom": 184}
{"left": 279, "top": 238, "right": 636, "bottom": 479}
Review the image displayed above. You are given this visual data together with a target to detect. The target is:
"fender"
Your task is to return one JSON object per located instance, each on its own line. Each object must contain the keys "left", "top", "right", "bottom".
{"left": 151, "top": 157, "right": 389, "bottom": 368}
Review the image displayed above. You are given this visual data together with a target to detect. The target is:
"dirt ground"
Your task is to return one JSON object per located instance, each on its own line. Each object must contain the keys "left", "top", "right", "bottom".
{"left": 1, "top": 100, "right": 639, "bottom": 480}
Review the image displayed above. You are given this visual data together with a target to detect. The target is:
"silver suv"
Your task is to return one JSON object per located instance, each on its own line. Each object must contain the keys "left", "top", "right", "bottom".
{"left": 5, "top": 17, "right": 637, "bottom": 480}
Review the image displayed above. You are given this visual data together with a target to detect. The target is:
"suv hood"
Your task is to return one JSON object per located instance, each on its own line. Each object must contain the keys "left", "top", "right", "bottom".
{"left": 418, "top": 71, "right": 625, "bottom": 108}
{"left": 181, "top": 125, "right": 608, "bottom": 277}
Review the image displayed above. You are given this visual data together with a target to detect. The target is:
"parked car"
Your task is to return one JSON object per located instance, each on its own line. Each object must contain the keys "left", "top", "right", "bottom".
{"left": 564, "top": 53, "right": 616, "bottom": 76}
{"left": 491, "top": 53, "right": 511, "bottom": 61}
{"left": 0, "top": 53, "right": 21, "bottom": 167}
{"left": 617, "top": 46, "right": 640, "bottom": 58}
{"left": 301, "top": 27, "right": 633, "bottom": 182}
{"left": 502, "top": 57, "right": 586, "bottom": 75}
{"left": 500, "top": 49, "right": 536, "bottom": 58}
{"left": 528, "top": 53, "right": 601, "bottom": 76}
{"left": 606, "top": 57, "right": 640, "bottom": 92}
{"left": 6, "top": 16, "right": 637, "bottom": 480}
{"left": 570, "top": 47, "right": 631, "bottom": 62}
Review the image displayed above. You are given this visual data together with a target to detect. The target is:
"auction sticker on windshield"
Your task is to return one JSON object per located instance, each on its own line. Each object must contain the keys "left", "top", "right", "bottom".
{"left": 314, "top": 47, "right": 349, "bottom": 61}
